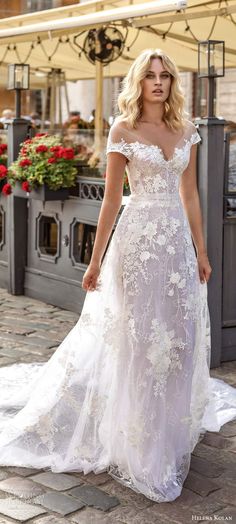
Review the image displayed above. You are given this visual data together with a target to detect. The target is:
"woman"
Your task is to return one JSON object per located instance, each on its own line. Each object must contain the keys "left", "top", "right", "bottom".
{"left": 0, "top": 48, "right": 236, "bottom": 504}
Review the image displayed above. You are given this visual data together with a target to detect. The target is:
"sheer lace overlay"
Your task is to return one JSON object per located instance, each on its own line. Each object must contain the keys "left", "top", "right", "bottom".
{"left": 0, "top": 119, "right": 236, "bottom": 503}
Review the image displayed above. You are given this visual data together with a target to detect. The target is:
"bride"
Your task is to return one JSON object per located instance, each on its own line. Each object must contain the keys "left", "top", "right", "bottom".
{"left": 0, "top": 48, "right": 236, "bottom": 504}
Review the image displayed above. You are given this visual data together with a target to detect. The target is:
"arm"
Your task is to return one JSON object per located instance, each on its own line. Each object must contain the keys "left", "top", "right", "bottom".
{"left": 179, "top": 144, "right": 206, "bottom": 256}
{"left": 90, "top": 151, "right": 127, "bottom": 266}
{"left": 179, "top": 144, "right": 212, "bottom": 283}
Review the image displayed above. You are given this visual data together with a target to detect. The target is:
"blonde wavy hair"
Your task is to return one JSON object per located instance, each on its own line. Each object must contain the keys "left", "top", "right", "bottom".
{"left": 115, "top": 48, "right": 188, "bottom": 131}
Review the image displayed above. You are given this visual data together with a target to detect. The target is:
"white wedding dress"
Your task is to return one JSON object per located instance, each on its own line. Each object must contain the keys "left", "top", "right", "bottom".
{"left": 0, "top": 119, "right": 236, "bottom": 503}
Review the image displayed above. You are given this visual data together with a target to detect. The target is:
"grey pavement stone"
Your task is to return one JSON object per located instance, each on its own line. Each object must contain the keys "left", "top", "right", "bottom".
{"left": 0, "top": 333, "right": 53, "bottom": 349}
{"left": 0, "top": 348, "right": 32, "bottom": 359}
{"left": 34, "top": 517, "right": 69, "bottom": 524}
{"left": 216, "top": 466, "right": 236, "bottom": 487}
{"left": 27, "top": 331, "right": 63, "bottom": 344}
{"left": 84, "top": 472, "right": 112, "bottom": 486}
{"left": 25, "top": 335, "right": 58, "bottom": 348}
{"left": 0, "top": 476, "right": 46, "bottom": 500}
{"left": 0, "top": 310, "right": 29, "bottom": 318}
{"left": 190, "top": 496, "right": 226, "bottom": 516}
{"left": 29, "top": 472, "right": 83, "bottom": 491}
{"left": 18, "top": 355, "right": 49, "bottom": 363}
{"left": 103, "top": 480, "right": 153, "bottom": 510}
{"left": 0, "top": 340, "right": 26, "bottom": 350}
{"left": 0, "top": 518, "right": 15, "bottom": 524}
{"left": 209, "top": 486, "right": 236, "bottom": 507}
{"left": 114, "top": 506, "right": 181, "bottom": 524}
{"left": 0, "top": 474, "right": 8, "bottom": 482}
{"left": 0, "top": 317, "right": 53, "bottom": 330}
{"left": 210, "top": 505, "right": 236, "bottom": 521}
{"left": 4, "top": 467, "right": 39, "bottom": 477}
{"left": 51, "top": 310, "right": 78, "bottom": 318}
{"left": 26, "top": 306, "right": 59, "bottom": 313}
{"left": 170, "top": 487, "right": 201, "bottom": 507}
{"left": 201, "top": 432, "right": 236, "bottom": 450}
{"left": 0, "top": 357, "right": 15, "bottom": 367}
{"left": 0, "top": 326, "right": 35, "bottom": 336}
{"left": 95, "top": 504, "right": 143, "bottom": 524}
{"left": 122, "top": 498, "right": 196, "bottom": 524}
{"left": 32, "top": 491, "right": 85, "bottom": 516}
{"left": 193, "top": 443, "right": 236, "bottom": 467}
{"left": 1, "top": 302, "right": 28, "bottom": 310}
{"left": 68, "top": 485, "right": 120, "bottom": 512}
{"left": 0, "top": 497, "right": 46, "bottom": 521}
{"left": 17, "top": 346, "right": 52, "bottom": 356}
{"left": 190, "top": 454, "right": 225, "bottom": 477}
{"left": 183, "top": 470, "right": 221, "bottom": 497}
{"left": 219, "top": 421, "right": 236, "bottom": 437}
{"left": 70, "top": 506, "right": 130, "bottom": 524}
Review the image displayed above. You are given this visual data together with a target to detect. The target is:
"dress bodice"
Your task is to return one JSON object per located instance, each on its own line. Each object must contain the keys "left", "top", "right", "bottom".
{"left": 106, "top": 119, "right": 201, "bottom": 198}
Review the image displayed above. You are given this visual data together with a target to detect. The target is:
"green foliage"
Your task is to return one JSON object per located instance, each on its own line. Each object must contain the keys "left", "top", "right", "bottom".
{"left": 7, "top": 133, "right": 77, "bottom": 191}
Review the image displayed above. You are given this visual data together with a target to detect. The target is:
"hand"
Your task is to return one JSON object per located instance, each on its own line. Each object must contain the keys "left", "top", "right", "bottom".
{"left": 197, "top": 252, "right": 212, "bottom": 284}
{"left": 82, "top": 262, "right": 101, "bottom": 292}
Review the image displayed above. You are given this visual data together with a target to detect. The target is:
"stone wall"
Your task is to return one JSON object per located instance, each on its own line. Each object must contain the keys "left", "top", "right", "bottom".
{"left": 217, "top": 68, "right": 236, "bottom": 122}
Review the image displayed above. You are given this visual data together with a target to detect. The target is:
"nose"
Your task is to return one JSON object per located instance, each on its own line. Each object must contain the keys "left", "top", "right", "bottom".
{"left": 154, "top": 76, "right": 162, "bottom": 85}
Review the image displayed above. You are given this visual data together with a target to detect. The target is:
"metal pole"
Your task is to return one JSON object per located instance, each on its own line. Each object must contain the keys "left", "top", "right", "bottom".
{"left": 15, "top": 89, "right": 21, "bottom": 119}
{"left": 208, "top": 77, "right": 215, "bottom": 118}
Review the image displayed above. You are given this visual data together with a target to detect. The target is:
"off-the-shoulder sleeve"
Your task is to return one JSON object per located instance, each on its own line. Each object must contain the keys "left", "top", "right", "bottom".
{"left": 186, "top": 121, "right": 201, "bottom": 146}
{"left": 190, "top": 128, "right": 201, "bottom": 145}
{"left": 106, "top": 123, "right": 133, "bottom": 162}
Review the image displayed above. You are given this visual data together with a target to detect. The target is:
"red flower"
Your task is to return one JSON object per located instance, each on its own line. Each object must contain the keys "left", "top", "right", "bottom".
{"left": 49, "top": 146, "right": 61, "bottom": 152}
{"left": 35, "top": 133, "right": 48, "bottom": 138}
{"left": 48, "top": 157, "right": 57, "bottom": 164}
{"left": 0, "top": 165, "right": 7, "bottom": 178}
{"left": 20, "top": 147, "right": 28, "bottom": 156}
{"left": 58, "top": 147, "right": 74, "bottom": 160}
{"left": 19, "top": 158, "right": 32, "bottom": 167}
{"left": 24, "top": 139, "right": 33, "bottom": 145}
{"left": 35, "top": 145, "right": 48, "bottom": 153}
{"left": 21, "top": 181, "right": 31, "bottom": 192}
{"left": 2, "top": 183, "right": 12, "bottom": 195}
{"left": 0, "top": 143, "right": 7, "bottom": 154}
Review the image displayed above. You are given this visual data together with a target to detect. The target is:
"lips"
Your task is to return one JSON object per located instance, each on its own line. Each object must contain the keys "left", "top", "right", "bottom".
{"left": 152, "top": 90, "right": 163, "bottom": 93}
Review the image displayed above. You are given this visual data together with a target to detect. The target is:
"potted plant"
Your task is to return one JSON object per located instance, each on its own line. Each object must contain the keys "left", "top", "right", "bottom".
{"left": 0, "top": 143, "right": 8, "bottom": 192}
{"left": 2, "top": 133, "right": 77, "bottom": 201}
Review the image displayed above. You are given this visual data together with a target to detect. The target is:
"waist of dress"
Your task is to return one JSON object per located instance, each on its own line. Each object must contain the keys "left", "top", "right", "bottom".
{"left": 127, "top": 193, "right": 181, "bottom": 206}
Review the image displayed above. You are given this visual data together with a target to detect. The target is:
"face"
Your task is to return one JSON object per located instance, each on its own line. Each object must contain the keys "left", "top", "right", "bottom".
{"left": 141, "top": 57, "right": 172, "bottom": 104}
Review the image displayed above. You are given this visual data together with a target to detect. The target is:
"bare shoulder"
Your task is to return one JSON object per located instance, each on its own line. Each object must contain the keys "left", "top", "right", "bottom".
{"left": 109, "top": 119, "right": 134, "bottom": 142}
{"left": 183, "top": 119, "right": 198, "bottom": 132}
{"left": 111, "top": 119, "right": 132, "bottom": 133}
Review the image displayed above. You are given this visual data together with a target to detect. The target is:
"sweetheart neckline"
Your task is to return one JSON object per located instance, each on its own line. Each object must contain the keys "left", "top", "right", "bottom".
{"left": 117, "top": 136, "right": 195, "bottom": 163}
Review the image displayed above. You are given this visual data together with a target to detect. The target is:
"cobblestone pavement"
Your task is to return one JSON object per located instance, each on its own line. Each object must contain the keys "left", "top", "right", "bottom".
{"left": 0, "top": 288, "right": 236, "bottom": 524}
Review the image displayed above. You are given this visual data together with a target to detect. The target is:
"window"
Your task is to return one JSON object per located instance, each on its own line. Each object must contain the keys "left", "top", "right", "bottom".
{"left": 36, "top": 213, "right": 60, "bottom": 263}
{"left": 70, "top": 218, "right": 113, "bottom": 267}
{"left": 71, "top": 221, "right": 97, "bottom": 265}
{"left": 22, "top": 0, "right": 61, "bottom": 13}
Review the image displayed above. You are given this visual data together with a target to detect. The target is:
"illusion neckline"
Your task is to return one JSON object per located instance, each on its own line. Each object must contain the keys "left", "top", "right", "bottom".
{"left": 119, "top": 136, "right": 192, "bottom": 163}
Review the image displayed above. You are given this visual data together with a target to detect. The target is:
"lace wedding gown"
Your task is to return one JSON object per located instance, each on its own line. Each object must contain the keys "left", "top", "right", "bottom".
{"left": 0, "top": 119, "right": 236, "bottom": 503}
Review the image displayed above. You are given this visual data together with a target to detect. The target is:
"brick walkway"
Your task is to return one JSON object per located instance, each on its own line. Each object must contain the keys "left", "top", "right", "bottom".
{"left": 0, "top": 288, "right": 236, "bottom": 523}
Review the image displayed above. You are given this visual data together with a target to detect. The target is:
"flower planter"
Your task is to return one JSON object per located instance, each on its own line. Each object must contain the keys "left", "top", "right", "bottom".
{"left": 12, "top": 181, "right": 28, "bottom": 198}
{"left": 29, "top": 185, "right": 69, "bottom": 201}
